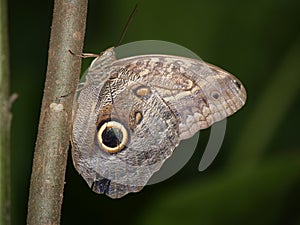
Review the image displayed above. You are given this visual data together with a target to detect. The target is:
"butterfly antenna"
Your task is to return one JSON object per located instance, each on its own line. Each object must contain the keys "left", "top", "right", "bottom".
{"left": 116, "top": 3, "right": 139, "bottom": 46}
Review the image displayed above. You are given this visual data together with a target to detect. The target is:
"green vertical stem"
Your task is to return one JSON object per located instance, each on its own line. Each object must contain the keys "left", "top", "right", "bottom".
{"left": 26, "top": 0, "right": 88, "bottom": 224}
{"left": 0, "top": 0, "right": 11, "bottom": 224}
{"left": 229, "top": 36, "right": 300, "bottom": 168}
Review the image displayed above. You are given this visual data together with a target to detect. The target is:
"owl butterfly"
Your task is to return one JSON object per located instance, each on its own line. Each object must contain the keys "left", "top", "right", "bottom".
{"left": 71, "top": 41, "right": 247, "bottom": 199}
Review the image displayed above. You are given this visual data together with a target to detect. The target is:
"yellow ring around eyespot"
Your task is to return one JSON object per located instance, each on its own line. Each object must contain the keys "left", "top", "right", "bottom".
{"left": 97, "top": 121, "right": 128, "bottom": 154}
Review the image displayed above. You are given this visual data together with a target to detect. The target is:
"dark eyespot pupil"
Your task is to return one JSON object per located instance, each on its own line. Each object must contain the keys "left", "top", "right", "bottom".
{"left": 212, "top": 92, "right": 219, "bottom": 99}
{"left": 101, "top": 127, "right": 123, "bottom": 148}
{"left": 233, "top": 80, "right": 241, "bottom": 89}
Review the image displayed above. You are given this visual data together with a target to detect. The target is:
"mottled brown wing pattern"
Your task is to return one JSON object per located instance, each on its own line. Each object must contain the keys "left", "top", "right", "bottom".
{"left": 109, "top": 53, "right": 246, "bottom": 139}
{"left": 71, "top": 47, "right": 246, "bottom": 198}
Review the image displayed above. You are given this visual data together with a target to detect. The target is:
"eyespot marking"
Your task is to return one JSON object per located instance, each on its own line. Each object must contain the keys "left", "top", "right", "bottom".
{"left": 97, "top": 121, "right": 128, "bottom": 154}
{"left": 232, "top": 79, "right": 241, "bottom": 90}
{"left": 133, "top": 85, "right": 152, "bottom": 98}
{"left": 211, "top": 92, "right": 220, "bottom": 99}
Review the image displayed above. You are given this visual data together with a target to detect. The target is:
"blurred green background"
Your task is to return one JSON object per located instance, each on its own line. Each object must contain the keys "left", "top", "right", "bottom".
{"left": 8, "top": 0, "right": 300, "bottom": 224}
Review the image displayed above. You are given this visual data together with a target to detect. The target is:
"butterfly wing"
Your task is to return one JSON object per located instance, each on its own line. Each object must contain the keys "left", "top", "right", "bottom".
{"left": 72, "top": 78, "right": 180, "bottom": 198}
{"left": 71, "top": 48, "right": 247, "bottom": 198}
{"left": 110, "top": 53, "right": 247, "bottom": 140}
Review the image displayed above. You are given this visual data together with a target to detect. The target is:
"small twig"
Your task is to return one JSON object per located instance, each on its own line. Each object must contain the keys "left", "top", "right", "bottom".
{"left": 26, "top": 0, "right": 88, "bottom": 224}
{"left": 0, "top": 0, "right": 12, "bottom": 224}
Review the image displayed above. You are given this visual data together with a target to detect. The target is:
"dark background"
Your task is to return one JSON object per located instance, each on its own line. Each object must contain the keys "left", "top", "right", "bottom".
{"left": 8, "top": 0, "right": 300, "bottom": 224}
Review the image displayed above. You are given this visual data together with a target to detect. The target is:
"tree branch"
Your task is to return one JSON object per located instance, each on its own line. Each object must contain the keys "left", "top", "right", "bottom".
{"left": 0, "top": 0, "right": 11, "bottom": 224}
{"left": 26, "top": 0, "right": 88, "bottom": 224}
